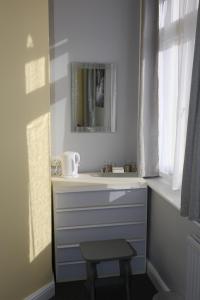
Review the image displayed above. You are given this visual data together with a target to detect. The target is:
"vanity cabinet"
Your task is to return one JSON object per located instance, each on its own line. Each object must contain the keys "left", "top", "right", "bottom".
{"left": 52, "top": 177, "right": 147, "bottom": 282}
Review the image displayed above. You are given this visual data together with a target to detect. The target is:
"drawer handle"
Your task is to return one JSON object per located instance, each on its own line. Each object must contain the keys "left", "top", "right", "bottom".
{"left": 56, "top": 203, "right": 145, "bottom": 213}
{"left": 56, "top": 221, "right": 145, "bottom": 231}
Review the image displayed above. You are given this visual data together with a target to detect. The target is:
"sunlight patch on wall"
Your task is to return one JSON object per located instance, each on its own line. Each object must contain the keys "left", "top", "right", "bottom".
{"left": 49, "top": 38, "right": 69, "bottom": 50}
{"left": 26, "top": 34, "right": 34, "bottom": 48}
{"left": 27, "top": 113, "right": 51, "bottom": 263}
{"left": 25, "top": 57, "right": 46, "bottom": 94}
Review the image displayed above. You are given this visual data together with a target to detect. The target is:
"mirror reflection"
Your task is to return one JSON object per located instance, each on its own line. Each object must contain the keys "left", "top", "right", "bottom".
{"left": 71, "top": 62, "right": 116, "bottom": 132}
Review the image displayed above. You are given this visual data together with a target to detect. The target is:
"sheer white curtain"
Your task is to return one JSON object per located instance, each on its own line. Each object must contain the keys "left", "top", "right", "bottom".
{"left": 158, "top": 0, "right": 199, "bottom": 189}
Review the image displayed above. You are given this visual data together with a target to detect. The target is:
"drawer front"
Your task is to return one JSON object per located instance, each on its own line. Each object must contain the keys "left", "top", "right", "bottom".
{"left": 55, "top": 205, "right": 146, "bottom": 228}
{"left": 56, "top": 246, "right": 83, "bottom": 263}
{"left": 56, "top": 262, "right": 86, "bottom": 282}
{"left": 55, "top": 223, "right": 146, "bottom": 245}
{"left": 56, "top": 256, "right": 146, "bottom": 282}
{"left": 55, "top": 189, "right": 147, "bottom": 209}
{"left": 56, "top": 240, "right": 146, "bottom": 263}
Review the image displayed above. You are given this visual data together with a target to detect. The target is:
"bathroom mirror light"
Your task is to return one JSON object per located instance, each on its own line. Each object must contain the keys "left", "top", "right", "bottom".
{"left": 71, "top": 62, "right": 117, "bottom": 133}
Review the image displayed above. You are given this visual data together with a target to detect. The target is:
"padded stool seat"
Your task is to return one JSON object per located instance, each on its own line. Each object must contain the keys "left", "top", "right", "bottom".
{"left": 153, "top": 291, "right": 183, "bottom": 300}
{"left": 80, "top": 239, "right": 137, "bottom": 300}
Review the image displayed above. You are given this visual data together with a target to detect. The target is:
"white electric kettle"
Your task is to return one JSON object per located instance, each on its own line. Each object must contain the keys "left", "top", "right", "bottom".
{"left": 62, "top": 151, "right": 80, "bottom": 177}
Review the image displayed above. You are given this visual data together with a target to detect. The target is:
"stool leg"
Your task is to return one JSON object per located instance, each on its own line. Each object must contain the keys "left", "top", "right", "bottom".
{"left": 86, "top": 262, "right": 97, "bottom": 300}
{"left": 120, "top": 259, "right": 132, "bottom": 300}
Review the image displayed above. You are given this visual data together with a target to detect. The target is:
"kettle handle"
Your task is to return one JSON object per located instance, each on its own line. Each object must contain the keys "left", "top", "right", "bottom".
{"left": 74, "top": 152, "right": 80, "bottom": 164}
{"left": 71, "top": 158, "right": 75, "bottom": 174}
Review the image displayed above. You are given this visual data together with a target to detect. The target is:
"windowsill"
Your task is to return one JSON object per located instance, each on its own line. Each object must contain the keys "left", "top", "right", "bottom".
{"left": 146, "top": 177, "right": 181, "bottom": 211}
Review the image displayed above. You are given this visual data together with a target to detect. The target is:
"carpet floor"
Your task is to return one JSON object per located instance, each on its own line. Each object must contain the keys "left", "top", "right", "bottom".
{"left": 51, "top": 274, "right": 157, "bottom": 300}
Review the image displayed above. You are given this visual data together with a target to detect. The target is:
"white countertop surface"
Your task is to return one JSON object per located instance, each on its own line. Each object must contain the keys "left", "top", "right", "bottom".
{"left": 52, "top": 173, "right": 147, "bottom": 193}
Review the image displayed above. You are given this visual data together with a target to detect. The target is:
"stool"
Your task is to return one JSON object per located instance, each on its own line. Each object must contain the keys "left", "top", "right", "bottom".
{"left": 153, "top": 291, "right": 183, "bottom": 300}
{"left": 80, "top": 239, "right": 137, "bottom": 300}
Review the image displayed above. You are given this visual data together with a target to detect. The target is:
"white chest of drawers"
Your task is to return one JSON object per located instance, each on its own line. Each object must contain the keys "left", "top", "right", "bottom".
{"left": 52, "top": 174, "right": 147, "bottom": 282}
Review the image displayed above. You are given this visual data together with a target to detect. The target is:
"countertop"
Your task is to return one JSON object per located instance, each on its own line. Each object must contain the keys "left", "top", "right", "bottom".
{"left": 52, "top": 173, "right": 147, "bottom": 193}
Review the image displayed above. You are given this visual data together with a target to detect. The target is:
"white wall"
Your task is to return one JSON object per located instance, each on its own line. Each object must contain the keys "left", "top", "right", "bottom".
{"left": 49, "top": 0, "right": 140, "bottom": 171}
{"left": 148, "top": 190, "right": 200, "bottom": 297}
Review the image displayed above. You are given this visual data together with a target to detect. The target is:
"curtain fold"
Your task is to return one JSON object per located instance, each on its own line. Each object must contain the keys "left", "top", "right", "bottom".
{"left": 137, "top": 0, "right": 159, "bottom": 177}
{"left": 181, "top": 2, "right": 200, "bottom": 222}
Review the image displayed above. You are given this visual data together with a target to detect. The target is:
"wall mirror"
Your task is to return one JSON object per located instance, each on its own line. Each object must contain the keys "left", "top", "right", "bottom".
{"left": 71, "top": 62, "right": 117, "bottom": 132}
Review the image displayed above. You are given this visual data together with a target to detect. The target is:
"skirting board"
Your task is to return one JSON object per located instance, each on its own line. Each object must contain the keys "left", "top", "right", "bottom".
{"left": 147, "top": 260, "right": 170, "bottom": 292}
{"left": 24, "top": 281, "right": 55, "bottom": 300}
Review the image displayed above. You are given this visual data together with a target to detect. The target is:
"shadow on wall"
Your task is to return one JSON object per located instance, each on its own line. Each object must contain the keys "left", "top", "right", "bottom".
{"left": 49, "top": 0, "right": 70, "bottom": 157}
{"left": 49, "top": 38, "right": 70, "bottom": 156}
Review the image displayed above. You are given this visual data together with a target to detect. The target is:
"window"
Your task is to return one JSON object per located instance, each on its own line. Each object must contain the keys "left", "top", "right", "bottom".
{"left": 158, "top": 0, "right": 199, "bottom": 189}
